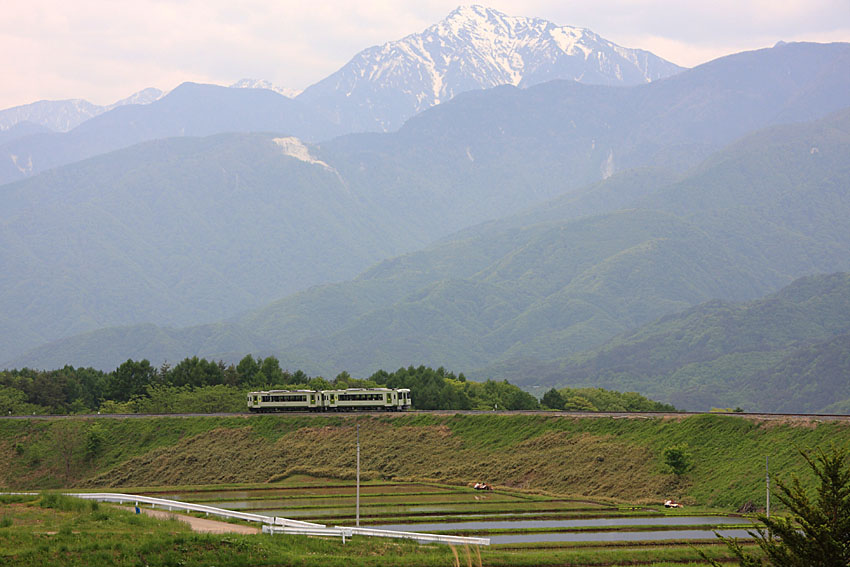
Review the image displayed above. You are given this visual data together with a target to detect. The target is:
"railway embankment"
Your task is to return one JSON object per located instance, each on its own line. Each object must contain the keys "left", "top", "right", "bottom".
{"left": 1, "top": 413, "right": 847, "bottom": 509}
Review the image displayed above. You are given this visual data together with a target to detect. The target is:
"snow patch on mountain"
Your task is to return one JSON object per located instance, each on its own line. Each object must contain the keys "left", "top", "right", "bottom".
{"left": 108, "top": 87, "right": 164, "bottom": 109}
{"left": 602, "top": 149, "right": 615, "bottom": 179}
{"left": 273, "top": 137, "right": 331, "bottom": 169}
{"left": 272, "top": 137, "right": 348, "bottom": 190}
{"left": 10, "top": 154, "right": 33, "bottom": 175}
{"left": 0, "top": 88, "right": 165, "bottom": 133}
{"left": 231, "top": 79, "right": 302, "bottom": 99}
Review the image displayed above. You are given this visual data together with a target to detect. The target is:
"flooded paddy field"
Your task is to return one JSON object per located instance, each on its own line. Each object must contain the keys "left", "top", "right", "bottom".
{"left": 147, "top": 478, "right": 756, "bottom": 545}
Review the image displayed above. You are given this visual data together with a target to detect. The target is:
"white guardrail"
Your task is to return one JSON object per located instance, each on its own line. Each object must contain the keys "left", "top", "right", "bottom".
{"left": 263, "top": 525, "right": 489, "bottom": 546}
{"left": 66, "top": 492, "right": 324, "bottom": 528}
{"left": 342, "top": 526, "right": 489, "bottom": 546}
{"left": 49, "top": 493, "right": 489, "bottom": 546}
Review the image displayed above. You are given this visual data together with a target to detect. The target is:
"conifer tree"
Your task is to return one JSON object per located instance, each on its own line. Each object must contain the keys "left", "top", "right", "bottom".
{"left": 704, "top": 447, "right": 850, "bottom": 566}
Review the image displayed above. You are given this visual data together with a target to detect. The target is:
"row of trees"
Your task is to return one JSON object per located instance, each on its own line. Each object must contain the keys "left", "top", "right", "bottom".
{"left": 0, "top": 355, "right": 319, "bottom": 415}
{"left": 375, "top": 366, "right": 539, "bottom": 410}
{"left": 540, "top": 386, "right": 677, "bottom": 412}
{"left": 2, "top": 357, "right": 681, "bottom": 415}
{"left": 0, "top": 358, "right": 543, "bottom": 414}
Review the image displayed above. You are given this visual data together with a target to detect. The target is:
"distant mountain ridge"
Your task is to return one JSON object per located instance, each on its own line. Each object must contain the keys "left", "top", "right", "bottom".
{"left": 0, "top": 82, "right": 343, "bottom": 183}
{"left": 0, "top": 88, "right": 164, "bottom": 133}
{"left": 229, "top": 79, "right": 302, "bottom": 99}
{"left": 1, "top": 42, "right": 849, "bottom": 367}
{"left": 8, "top": 106, "right": 850, "bottom": 403}
{"left": 0, "top": 81, "right": 302, "bottom": 135}
{"left": 0, "top": 5, "right": 680, "bottom": 146}
{"left": 297, "top": 5, "right": 684, "bottom": 131}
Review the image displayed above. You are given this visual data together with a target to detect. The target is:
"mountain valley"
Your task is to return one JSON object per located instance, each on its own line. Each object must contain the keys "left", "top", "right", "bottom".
{"left": 1, "top": 7, "right": 849, "bottom": 414}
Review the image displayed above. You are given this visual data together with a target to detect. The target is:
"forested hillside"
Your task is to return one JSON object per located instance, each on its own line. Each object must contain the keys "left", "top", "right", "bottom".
{"left": 540, "top": 273, "right": 850, "bottom": 412}
{"left": 2, "top": 43, "right": 850, "bottom": 367}
{"left": 9, "top": 106, "right": 850, "bottom": 418}
{"left": 0, "top": 134, "right": 416, "bottom": 363}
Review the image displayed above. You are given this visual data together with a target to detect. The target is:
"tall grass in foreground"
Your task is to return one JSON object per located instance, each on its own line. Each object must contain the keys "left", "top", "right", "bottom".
{"left": 449, "top": 544, "right": 483, "bottom": 567}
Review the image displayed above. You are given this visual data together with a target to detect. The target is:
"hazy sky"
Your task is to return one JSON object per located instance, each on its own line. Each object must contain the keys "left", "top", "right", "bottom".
{"left": 2, "top": 0, "right": 849, "bottom": 109}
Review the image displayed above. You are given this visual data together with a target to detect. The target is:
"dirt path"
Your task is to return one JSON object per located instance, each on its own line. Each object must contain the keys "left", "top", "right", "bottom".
{"left": 123, "top": 506, "right": 260, "bottom": 534}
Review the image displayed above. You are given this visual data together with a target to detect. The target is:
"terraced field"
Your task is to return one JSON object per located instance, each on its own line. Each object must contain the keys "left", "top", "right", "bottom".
{"left": 137, "top": 477, "right": 756, "bottom": 547}
{"left": 1, "top": 478, "right": 757, "bottom": 565}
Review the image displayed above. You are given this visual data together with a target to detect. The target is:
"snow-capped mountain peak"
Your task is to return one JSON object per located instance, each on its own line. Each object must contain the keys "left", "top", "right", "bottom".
{"left": 298, "top": 5, "right": 684, "bottom": 132}
{"left": 107, "top": 87, "right": 165, "bottom": 110}
{"left": 230, "top": 79, "right": 302, "bottom": 99}
{"left": 0, "top": 87, "right": 165, "bottom": 133}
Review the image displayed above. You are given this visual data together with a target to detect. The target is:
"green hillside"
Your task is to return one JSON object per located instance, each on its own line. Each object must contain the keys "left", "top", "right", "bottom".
{"left": 542, "top": 273, "right": 850, "bottom": 412}
{"left": 281, "top": 210, "right": 771, "bottom": 375}
{"left": 251, "top": 109, "right": 850, "bottom": 382}
{"left": 0, "top": 134, "right": 417, "bottom": 363}
{"left": 3, "top": 43, "right": 850, "bottom": 369}
{"left": 11, "top": 107, "right": 850, "bottom": 414}
{"left": 1, "top": 413, "right": 848, "bottom": 511}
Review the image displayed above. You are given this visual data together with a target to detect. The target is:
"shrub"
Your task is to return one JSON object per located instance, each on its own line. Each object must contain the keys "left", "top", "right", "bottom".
{"left": 664, "top": 444, "right": 692, "bottom": 476}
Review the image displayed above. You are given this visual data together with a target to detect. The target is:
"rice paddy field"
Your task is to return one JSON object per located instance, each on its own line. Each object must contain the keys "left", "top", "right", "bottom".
{"left": 3, "top": 412, "right": 846, "bottom": 565}
{"left": 135, "top": 475, "right": 756, "bottom": 544}
{"left": 1, "top": 480, "right": 752, "bottom": 566}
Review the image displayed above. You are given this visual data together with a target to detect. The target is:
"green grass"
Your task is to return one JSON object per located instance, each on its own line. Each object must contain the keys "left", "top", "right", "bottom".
{"left": 0, "top": 494, "right": 747, "bottom": 567}
{"left": 2, "top": 413, "right": 848, "bottom": 511}
{"left": 0, "top": 495, "right": 458, "bottom": 567}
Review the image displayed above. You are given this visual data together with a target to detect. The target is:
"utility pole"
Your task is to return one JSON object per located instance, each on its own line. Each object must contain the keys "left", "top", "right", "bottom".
{"left": 766, "top": 456, "right": 770, "bottom": 518}
{"left": 356, "top": 423, "right": 360, "bottom": 527}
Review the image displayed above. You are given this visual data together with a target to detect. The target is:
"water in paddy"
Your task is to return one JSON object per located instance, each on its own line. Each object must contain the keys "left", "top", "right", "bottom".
{"left": 374, "top": 516, "right": 746, "bottom": 532}
{"left": 211, "top": 499, "right": 601, "bottom": 519}
{"left": 141, "top": 484, "right": 446, "bottom": 501}
{"left": 245, "top": 502, "right": 606, "bottom": 518}
{"left": 489, "top": 528, "right": 753, "bottom": 544}
{"left": 253, "top": 507, "right": 353, "bottom": 517}
{"left": 371, "top": 518, "right": 751, "bottom": 544}
{"left": 208, "top": 493, "right": 520, "bottom": 510}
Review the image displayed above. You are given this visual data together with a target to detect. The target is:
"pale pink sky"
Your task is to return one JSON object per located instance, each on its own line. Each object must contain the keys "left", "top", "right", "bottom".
{"left": 1, "top": 0, "right": 848, "bottom": 109}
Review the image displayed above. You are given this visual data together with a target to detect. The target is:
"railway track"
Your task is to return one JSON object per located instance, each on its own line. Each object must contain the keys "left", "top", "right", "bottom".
{"left": 3, "top": 409, "right": 849, "bottom": 421}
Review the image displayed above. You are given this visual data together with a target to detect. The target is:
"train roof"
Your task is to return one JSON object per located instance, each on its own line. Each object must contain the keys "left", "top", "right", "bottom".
{"left": 321, "top": 388, "right": 392, "bottom": 393}
{"left": 248, "top": 389, "right": 314, "bottom": 395}
{"left": 248, "top": 387, "right": 409, "bottom": 394}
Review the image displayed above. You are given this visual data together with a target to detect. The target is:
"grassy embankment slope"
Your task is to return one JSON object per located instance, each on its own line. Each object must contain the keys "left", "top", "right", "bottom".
{"left": 1, "top": 413, "right": 847, "bottom": 508}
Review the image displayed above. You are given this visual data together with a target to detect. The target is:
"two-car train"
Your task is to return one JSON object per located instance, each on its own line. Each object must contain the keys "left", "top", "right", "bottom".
{"left": 247, "top": 387, "right": 412, "bottom": 412}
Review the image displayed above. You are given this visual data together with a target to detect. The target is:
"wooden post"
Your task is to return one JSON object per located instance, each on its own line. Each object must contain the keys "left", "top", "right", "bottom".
{"left": 356, "top": 423, "right": 361, "bottom": 527}
{"left": 766, "top": 456, "right": 770, "bottom": 518}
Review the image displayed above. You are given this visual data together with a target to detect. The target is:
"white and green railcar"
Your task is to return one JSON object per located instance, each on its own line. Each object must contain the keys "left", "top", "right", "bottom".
{"left": 321, "top": 388, "right": 411, "bottom": 411}
{"left": 246, "top": 389, "right": 320, "bottom": 412}
{"left": 247, "top": 387, "right": 412, "bottom": 412}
